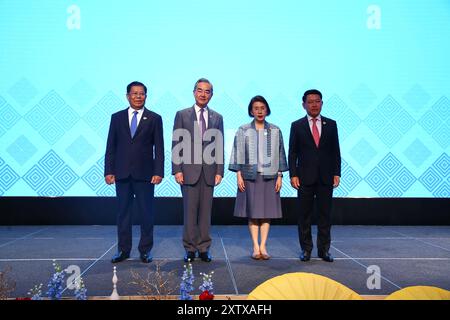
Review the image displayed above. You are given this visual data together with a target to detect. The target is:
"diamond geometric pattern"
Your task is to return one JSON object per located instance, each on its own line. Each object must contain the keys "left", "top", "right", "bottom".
{"left": 0, "top": 163, "right": 20, "bottom": 191}
{"left": 22, "top": 151, "right": 79, "bottom": 195}
{"left": 433, "top": 183, "right": 450, "bottom": 198}
{"left": 365, "top": 167, "right": 390, "bottom": 192}
{"left": 403, "top": 139, "right": 431, "bottom": 167}
{"left": 378, "top": 153, "right": 403, "bottom": 177}
{"left": 24, "top": 102, "right": 51, "bottom": 131}
{"left": 23, "top": 165, "right": 49, "bottom": 191}
{"left": 0, "top": 95, "right": 21, "bottom": 130}
{"left": 0, "top": 81, "right": 448, "bottom": 197}
{"left": 81, "top": 157, "right": 115, "bottom": 196}
{"left": 342, "top": 164, "right": 363, "bottom": 193}
{"left": 83, "top": 91, "right": 123, "bottom": 140}
{"left": 393, "top": 167, "right": 416, "bottom": 192}
{"left": 434, "top": 153, "right": 450, "bottom": 177}
{"left": 66, "top": 136, "right": 96, "bottom": 166}
{"left": 349, "top": 83, "right": 377, "bottom": 113}
{"left": 364, "top": 153, "right": 417, "bottom": 196}
{"left": 82, "top": 165, "right": 104, "bottom": 192}
{"left": 379, "top": 182, "right": 402, "bottom": 197}
{"left": 419, "top": 167, "right": 442, "bottom": 193}
{"left": 325, "top": 95, "right": 361, "bottom": 141}
{"left": 53, "top": 165, "right": 79, "bottom": 191}
{"left": 7, "top": 135, "right": 38, "bottom": 165}
{"left": 433, "top": 96, "right": 450, "bottom": 120}
{"left": 39, "top": 121, "right": 66, "bottom": 146}
{"left": 38, "top": 150, "right": 64, "bottom": 175}
{"left": 38, "top": 179, "right": 64, "bottom": 197}
{"left": 24, "top": 90, "right": 80, "bottom": 145}
{"left": 419, "top": 96, "right": 450, "bottom": 149}
{"left": 350, "top": 139, "right": 377, "bottom": 167}
{"left": 7, "top": 78, "right": 39, "bottom": 107}
{"left": 403, "top": 84, "right": 431, "bottom": 113}
{"left": 419, "top": 153, "right": 450, "bottom": 197}
{"left": 366, "top": 95, "right": 415, "bottom": 148}
{"left": 432, "top": 122, "right": 450, "bottom": 149}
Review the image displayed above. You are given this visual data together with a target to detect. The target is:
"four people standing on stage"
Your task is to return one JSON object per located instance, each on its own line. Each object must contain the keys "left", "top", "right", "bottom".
{"left": 229, "top": 96, "right": 288, "bottom": 260}
{"left": 105, "top": 81, "right": 165, "bottom": 264}
{"left": 105, "top": 81, "right": 340, "bottom": 264}
{"left": 288, "top": 89, "right": 341, "bottom": 263}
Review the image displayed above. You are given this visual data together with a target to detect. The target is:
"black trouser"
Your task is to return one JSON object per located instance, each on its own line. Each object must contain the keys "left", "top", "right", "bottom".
{"left": 116, "top": 177, "right": 155, "bottom": 254}
{"left": 297, "top": 182, "right": 333, "bottom": 254}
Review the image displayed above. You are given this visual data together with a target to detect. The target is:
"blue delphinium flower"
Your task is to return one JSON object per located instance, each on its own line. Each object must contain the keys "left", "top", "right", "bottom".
{"left": 74, "top": 278, "right": 87, "bottom": 300}
{"left": 199, "top": 271, "right": 214, "bottom": 294}
{"left": 46, "top": 261, "right": 65, "bottom": 300}
{"left": 180, "top": 263, "right": 194, "bottom": 300}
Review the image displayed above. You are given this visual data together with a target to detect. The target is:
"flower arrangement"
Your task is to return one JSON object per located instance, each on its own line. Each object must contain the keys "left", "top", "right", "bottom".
{"left": 130, "top": 261, "right": 178, "bottom": 300}
{"left": 0, "top": 266, "right": 16, "bottom": 300}
{"left": 74, "top": 278, "right": 87, "bottom": 300}
{"left": 28, "top": 283, "right": 43, "bottom": 300}
{"left": 46, "top": 261, "right": 65, "bottom": 300}
{"left": 179, "top": 264, "right": 216, "bottom": 300}
{"left": 199, "top": 271, "right": 214, "bottom": 300}
{"left": 179, "top": 263, "right": 194, "bottom": 300}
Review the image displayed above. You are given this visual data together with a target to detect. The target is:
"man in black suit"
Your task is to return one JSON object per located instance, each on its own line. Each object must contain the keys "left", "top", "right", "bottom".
{"left": 288, "top": 89, "right": 341, "bottom": 262}
{"left": 105, "top": 81, "right": 164, "bottom": 263}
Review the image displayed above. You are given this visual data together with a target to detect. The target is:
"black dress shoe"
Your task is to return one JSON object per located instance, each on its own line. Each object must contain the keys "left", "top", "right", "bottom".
{"left": 318, "top": 252, "right": 334, "bottom": 262}
{"left": 199, "top": 252, "right": 212, "bottom": 262}
{"left": 300, "top": 250, "right": 311, "bottom": 262}
{"left": 111, "top": 251, "right": 130, "bottom": 263}
{"left": 184, "top": 251, "right": 196, "bottom": 262}
{"left": 140, "top": 252, "right": 153, "bottom": 263}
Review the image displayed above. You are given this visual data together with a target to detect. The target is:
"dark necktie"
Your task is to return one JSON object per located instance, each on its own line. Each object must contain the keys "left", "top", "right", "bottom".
{"left": 200, "top": 108, "right": 206, "bottom": 137}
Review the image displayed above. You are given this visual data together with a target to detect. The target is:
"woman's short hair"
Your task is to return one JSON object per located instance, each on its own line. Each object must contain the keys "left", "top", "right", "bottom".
{"left": 248, "top": 95, "right": 271, "bottom": 117}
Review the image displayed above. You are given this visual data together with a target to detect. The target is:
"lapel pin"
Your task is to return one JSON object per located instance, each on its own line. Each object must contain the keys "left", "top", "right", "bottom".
{"left": 143, "top": 117, "right": 147, "bottom": 120}
{"left": 323, "top": 121, "right": 326, "bottom": 125}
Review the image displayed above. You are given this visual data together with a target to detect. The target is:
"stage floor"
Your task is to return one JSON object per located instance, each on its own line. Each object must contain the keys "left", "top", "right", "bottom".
{"left": 1, "top": 225, "right": 449, "bottom": 298}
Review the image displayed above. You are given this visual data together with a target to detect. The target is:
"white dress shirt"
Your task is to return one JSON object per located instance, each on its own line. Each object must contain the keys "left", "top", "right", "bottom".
{"left": 128, "top": 107, "right": 144, "bottom": 128}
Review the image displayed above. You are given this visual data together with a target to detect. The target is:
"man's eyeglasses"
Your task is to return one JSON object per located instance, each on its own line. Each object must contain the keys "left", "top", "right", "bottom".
{"left": 129, "top": 93, "right": 146, "bottom": 97}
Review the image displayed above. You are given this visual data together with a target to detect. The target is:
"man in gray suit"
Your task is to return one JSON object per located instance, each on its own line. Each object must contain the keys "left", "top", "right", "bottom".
{"left": 172, "top": 78, "right": 224, "bottom": 262}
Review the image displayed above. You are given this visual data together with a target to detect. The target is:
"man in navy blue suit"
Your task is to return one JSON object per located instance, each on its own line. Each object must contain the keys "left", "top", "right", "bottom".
{"left": 288, "top": 89, "right": 341, "bottom": 263}
{"left": 105, "top": 81, "right": 164, "bottom": 263}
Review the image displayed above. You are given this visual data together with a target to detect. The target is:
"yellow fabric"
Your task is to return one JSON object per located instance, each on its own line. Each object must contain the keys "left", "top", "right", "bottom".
{"left": 247, "top": 272, "right": 362, "bottom": 300}
{"left": 385, "top": 286, "right": 450, "bottom": 300}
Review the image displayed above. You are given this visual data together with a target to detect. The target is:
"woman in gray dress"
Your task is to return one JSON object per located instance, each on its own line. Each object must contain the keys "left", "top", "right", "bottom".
{"left": 229, "top": 95, "right": 288, "bottom": 260}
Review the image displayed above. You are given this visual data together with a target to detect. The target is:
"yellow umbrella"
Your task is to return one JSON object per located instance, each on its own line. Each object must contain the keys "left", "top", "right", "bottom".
{"left": 385, "top": 286, "right": 450, "bottom": 300}
{"left": 247, "top": 272, "right": 362, "bottom": 300}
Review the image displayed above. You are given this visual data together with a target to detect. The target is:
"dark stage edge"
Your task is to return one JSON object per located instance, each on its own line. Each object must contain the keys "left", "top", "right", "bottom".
{"left": 1, "top": 197, "right": 450, "bottom": 225}
{"left": 1, "top": 225, "right": 449, "bottom": 298}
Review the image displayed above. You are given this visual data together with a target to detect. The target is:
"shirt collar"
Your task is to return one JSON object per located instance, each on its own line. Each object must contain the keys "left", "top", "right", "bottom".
{"left": 129, "top": 107, "right": 144, "bottom": 114}
{"left": 307, "top": 114, "right": 321, "bottom": 122}
{"left": 195, "top": 105, "right": 208, "bottom": 113}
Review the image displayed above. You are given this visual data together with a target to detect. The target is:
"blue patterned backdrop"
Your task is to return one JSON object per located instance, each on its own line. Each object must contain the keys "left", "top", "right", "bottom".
{"left": 0, "top": 1, "right": 449, "bottom": 197}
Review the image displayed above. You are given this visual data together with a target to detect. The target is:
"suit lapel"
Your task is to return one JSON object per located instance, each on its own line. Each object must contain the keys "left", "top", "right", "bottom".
{"left": 121, "top": 109, "right": 131, "bottom": 137}
{"left": 188, "top": 106, "right": 198, "bottom": 136}
{"left": 133, "top": 108, "right": 150, "bottom": 138}
{"left": 301, "top": 116, "right": 316, "bottom": 147}
{"left": 319, "top": 116, "right": 329, "bottom": 146}
{"left": 208, "top": 108, "right": 215, "bottom": 129}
